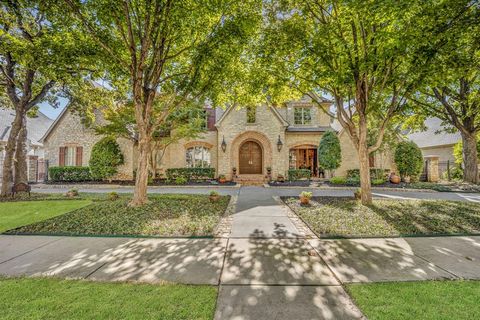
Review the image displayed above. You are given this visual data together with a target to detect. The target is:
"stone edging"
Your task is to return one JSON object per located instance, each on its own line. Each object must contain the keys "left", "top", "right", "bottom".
{"left": 272, "top": 196, "right": 317, "bottom": 239}
{"left": 32, "top": 183, "right": 241, "bottom": 189}
{"left": 213, "top": 195, "right": 237, "bottom": 238}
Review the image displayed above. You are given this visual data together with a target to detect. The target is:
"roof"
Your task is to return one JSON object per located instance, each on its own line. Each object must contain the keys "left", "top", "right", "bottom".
{"left": 407, "top": 117, "right": 461, "bottom": 148}
{"left": 0, "top": 108, "right": 53, "bottom": 146}
{"left": 286, "top": 126, "right": 334, "bottom": 133}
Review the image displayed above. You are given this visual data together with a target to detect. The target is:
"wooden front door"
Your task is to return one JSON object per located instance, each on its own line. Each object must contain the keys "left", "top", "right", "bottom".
{"left": 239, "top": 141, "right": 262, "bottom": 174}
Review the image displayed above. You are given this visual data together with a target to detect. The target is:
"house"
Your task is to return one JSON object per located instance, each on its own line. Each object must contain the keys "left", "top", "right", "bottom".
{"left": 42, "top": 96, "right": 396, "bottom": 183}
{"left": 0, "top": 108, "right": 53, "bottom": 182}
{"left": 406, "top": 117, "right": 463, "bottom": 179}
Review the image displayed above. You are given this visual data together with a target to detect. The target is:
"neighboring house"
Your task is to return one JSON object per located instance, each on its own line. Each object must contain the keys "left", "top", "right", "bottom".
{"left": 406, "top": 117, "right": 461, "bottom": 164}
{"left": 0, "top": 108, "right": 53, "bottom": 182}
{"left": 42, "top": 95, "right": 396, "bottom": 183}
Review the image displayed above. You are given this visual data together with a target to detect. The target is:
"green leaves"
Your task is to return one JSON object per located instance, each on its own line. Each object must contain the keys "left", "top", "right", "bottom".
{"left": 318, "top": 131, "right": 342, "bottom": 171}
{"left": 89, "top": 137, "right": 125, "bottom": 180}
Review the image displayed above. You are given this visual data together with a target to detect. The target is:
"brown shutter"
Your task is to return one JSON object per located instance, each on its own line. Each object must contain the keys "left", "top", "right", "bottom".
{"left": 76, "top": 146, "right": 83, "bottom": 166}
{"left": 59, "top": 147, "right": 66, "bottom": 166}
{"left": 369, "top": 154, "right": 375, "bottom": 168}
{"left": 206, "top": 108, "right": 216, "bottom": 131}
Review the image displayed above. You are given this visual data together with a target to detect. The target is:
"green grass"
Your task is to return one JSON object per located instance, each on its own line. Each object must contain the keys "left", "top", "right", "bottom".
{"left": 6, "top": 194, "right": 230, "bottom": 237}
{"left": 0, "top": 277, "right": 216, "bottom": 320}
{"left": 283, "top": 196, "right": 480, "bottom": 237}
{"left": 0, "top": 200, "right": 92, "bottom": 233}
{"left": 347, "top": 281, "right": 480, "bottom": 320}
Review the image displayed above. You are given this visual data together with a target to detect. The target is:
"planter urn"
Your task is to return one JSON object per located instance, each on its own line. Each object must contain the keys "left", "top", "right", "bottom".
{"left": 390, "top": 173, "right": 401, "bottom": 184}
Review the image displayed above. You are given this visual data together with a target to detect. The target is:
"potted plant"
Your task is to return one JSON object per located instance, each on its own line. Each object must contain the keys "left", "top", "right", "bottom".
{"left": 108, "top": 191, "right": 119, "bottom": 201}
{"left": 354, "top": 188, "right": 361, "bottom": 200}
{"left": 66, "top": 188, "right": 79, "bottom": 198}
{"left": 299, "top": 191, "right": 313, "bottom": 205}
{"left": 389, "top": 172, "right": 401, "bottom": 184}
{"left": 403, "top": 176, "right": 411, "bottom": 183}
{"left": 277, "top": 174, "right": 285, "bottom": 183}
{"left": 209, "top": 191, "right": 220, "bottom": 202}
{"left": 218, "top": 174, "right": 227, "bottom": 184}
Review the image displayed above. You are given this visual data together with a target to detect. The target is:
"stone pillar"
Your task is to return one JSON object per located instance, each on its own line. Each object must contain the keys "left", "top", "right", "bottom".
{"left": 28, "top": 155, "right": 39, "bottom": 183}
{"left": 424, "top": 155, "right": 439, "bottom": 182}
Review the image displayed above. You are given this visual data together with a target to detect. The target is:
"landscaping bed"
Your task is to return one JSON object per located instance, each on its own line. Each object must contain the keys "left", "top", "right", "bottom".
{"left": 45, "top": 179, "right": 238, "bottom": 186}
{"left": 324, "top": 180, "right": 480, "bottom": 192}
{"left": 282, "top": 196, "right": 480, "bottom": 237}
{"left": 0, "top": 277, "right": 216, "bottom": 320}
{"left": 347, "top": 280, "right": 480, "bottom": 320}
{"left": 5, "top": 194, "right": 230, "bottom": 237}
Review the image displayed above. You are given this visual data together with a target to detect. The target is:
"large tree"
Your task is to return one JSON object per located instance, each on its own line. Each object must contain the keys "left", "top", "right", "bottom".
{"left": 0, "top": 0, "right": 95, "bottom": 196}
{"left": 261, "top": 0, "right": 470, "bottom": 204}
{"left": 409, "top": 2, "right": 480, "bottom": 183}
{"left": 63, "top": 0, "right": 261, "bottom": 206}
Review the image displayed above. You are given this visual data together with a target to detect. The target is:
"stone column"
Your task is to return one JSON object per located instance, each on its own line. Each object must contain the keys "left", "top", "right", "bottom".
{"left": 28, "top": 155, "right": 39, "bottom": 183}
{"left": 424, "top": 155, "right": 439, "bottom": 182}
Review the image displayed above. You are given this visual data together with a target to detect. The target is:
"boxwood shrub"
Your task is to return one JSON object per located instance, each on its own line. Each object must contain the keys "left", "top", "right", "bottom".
{"left": 165, "top": 168, "right": 215, "bottom": 181}
{"left": 49, "top": 166, "right": 91, "bottom": 182}
{"left": 288, "top": 169, "right": 311, "bottom": 181}
{"left": 346, "top": 168, "right": 389, "bottom": 180}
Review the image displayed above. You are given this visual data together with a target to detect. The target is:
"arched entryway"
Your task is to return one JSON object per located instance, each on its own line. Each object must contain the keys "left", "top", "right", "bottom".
{"left": 239, "top": 140, "right": 263, "bottom": 174}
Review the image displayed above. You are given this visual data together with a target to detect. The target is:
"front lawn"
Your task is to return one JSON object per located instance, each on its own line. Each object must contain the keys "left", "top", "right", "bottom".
{"left": 283, "top": 197, "right": 480, "bottom": 237}
{"left": 347, "top": 281, "right": 480, "bottom": 320}
{"left": 0, "top": 200, "right": 92, "bottom": 233}
{"left": 6, "top": 194, "right": 230, "bottom": 237}
{"left": 0, "top": 277, "right": 216, "bottom": 320}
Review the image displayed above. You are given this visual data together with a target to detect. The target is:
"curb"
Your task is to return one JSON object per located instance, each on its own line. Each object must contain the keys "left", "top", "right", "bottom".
{"left": 265, "top": 184, "right": 441, "bottom": 193}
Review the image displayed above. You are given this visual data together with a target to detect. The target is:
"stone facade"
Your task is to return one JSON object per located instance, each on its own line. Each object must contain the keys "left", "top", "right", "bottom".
{"left": 43, "top": 97, "right": 397, "bottom": 181}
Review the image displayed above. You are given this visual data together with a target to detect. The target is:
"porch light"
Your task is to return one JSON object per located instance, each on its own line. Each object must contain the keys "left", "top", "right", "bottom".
{"left": 221, "top": 136, "right": 227, "bottom": 152}
{"left": 277, "top": 135, "right": 283, "bottom": 152}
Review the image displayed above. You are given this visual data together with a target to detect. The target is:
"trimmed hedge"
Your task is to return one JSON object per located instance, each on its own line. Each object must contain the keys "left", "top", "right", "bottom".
{"left": 165, "top": 168, "right": 215, "bottom": 181}
{"left": 49, "top": 166, "right": 91, "bottom": 182}
{"left": 346, "top": 168, "right": 389, "bottom": 180}
{"left": 288, "top": 169, "right": 311, "bottom": 181}
{"left": 89, "top": 137, "right": 124, "bottom": 180}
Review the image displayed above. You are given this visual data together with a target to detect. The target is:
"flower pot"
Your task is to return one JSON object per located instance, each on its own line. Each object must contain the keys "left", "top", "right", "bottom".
{"left": 403, "top": 176, "right": 411, "bottom": 183}
{"left": 390, "top": 174, "right": 401, "bottom": 184}
{"left": 209, "top": 195, "right": 220, "bottom": 202}
{"left": 300, "top": 196, "right": 310, "bottom": 205}
{"left": 219, "top": 178, "right": 226, "bottom": 184}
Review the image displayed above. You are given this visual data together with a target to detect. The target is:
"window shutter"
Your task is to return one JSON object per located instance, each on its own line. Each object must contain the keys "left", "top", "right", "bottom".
{"left": 59, "top": 147, "right": 66, "bottom": 166}
{"left": 369, "top": 154, "right": 375, "bottom": 168}
{"left": 206, "top": 109, "right": 216, "bottom": 131}
{"left": 76, "top": 146, "right": 83, "bottom": 166}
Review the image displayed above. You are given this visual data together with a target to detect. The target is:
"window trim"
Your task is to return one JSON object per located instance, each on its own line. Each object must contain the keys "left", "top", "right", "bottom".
{"left": 186, "top": 146, "right": 211, "bottom": 168}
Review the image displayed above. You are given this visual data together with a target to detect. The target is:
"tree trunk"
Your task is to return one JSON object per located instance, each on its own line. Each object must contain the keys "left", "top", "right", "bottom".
{"left": 129, "top": 133, "right": 151, "bottom": 206}
{"left": 1, "top": 112, "right": 24, "bottom": 196}
{"left": 14, "top": 118, "right": 28, "bottom": 185}
{"left": 461, "top": 132, "right": 479, "bottom": 184}
{"left": 358, "top": 117, "right": 373, "bottom": 205}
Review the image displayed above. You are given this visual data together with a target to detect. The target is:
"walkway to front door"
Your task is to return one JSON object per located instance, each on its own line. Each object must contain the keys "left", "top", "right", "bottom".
{"left": 239, "top": 140, "right": 262, "bottom": 174}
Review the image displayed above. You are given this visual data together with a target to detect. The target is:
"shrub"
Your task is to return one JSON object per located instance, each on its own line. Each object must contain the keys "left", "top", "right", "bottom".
{"left": 209, "top": 190, "right": 219, "bottom": 196}
{"left": 288, "top": 169, "right": 311, "bottom": 181}
{"left": 165, "top": 168, "right": 215, "bottom": 181}
{"left": 175, "top": 176, "right": 187, "bottom": 185}
{"left": 329, "top": 176, "right": 346, "bottom": 184}
{"left": 318, "top": 131, "right": 341, "bottom": 173}
{"left": 49, "top": 166, "right": 91, "bottom": 182}
{"left": 89, "top": 137, "right": 124, "bottom": 180}
{"left": 394, "top": 141, "right": 424, "bottom": 178}
{"left": 299, "top": 191, "right": 312, "bottom": 199}
{"left": 372, "top": 178, "right": 386, "bottom": 185}
{"left": 346, "top": 176, "right": 360, "bottom": 186}
{"left": 347, "top": 168, "right": 388, "bottom": 180}
{"left": 66, "top": 188, "right": 79, "bottom": 197}
{"left": 108, "top": 192, "right": 119, "bottom": 201}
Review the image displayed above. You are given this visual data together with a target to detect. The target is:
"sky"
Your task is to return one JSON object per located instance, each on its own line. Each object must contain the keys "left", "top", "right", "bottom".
{"left": 39, "top": 99, "right": 67, "bottom": 120}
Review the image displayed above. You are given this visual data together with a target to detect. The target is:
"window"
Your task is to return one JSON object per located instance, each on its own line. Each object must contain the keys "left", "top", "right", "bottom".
{"left": 246, "top": 106, "right": 256, "bottom": 123}
{"left": 186, "top": 146, "right": 211, "bottom": 168}
{"left": 294, "top": 107, "right": 312, "bottom": 125}
{"left": 59, "top": 146, "right": 82, "bottom": 166}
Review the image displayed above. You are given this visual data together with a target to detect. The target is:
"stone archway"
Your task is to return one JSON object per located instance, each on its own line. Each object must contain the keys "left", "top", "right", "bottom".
{"left": 230, "top": 131, "right": 273, "bottom": 176}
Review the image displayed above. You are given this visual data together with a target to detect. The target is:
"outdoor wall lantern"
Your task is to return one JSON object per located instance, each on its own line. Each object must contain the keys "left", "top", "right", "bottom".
{"left": 221, "top": 136, "right": 227, "bottom": 152}
{"left": 277, "top": 135, "right": 283, "bottom": 152}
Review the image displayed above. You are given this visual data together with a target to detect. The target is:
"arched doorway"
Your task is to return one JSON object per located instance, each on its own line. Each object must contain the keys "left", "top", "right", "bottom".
{"left": 239, "top": 141, "right": 263, "bottom": 174}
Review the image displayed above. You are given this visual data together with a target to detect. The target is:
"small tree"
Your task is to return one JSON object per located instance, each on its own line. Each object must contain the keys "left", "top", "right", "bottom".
{"left": 394, "top": 141, "right": 424, "bottom": 180}
{"left": 89, "top": 137, "right": 124, "bottom": 181}
{"left": 318, "top": 131, "right": 341, "bottom": 177}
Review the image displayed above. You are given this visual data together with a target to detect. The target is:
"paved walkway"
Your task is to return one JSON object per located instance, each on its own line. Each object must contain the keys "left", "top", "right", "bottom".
{"left": 2, "top": 186, "right": 480, "bottom": 319}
